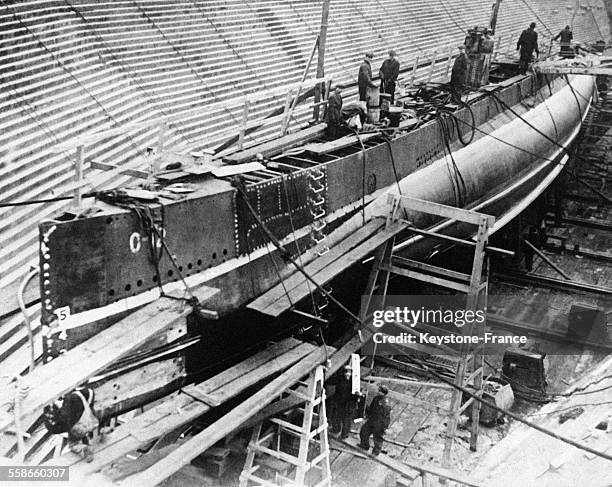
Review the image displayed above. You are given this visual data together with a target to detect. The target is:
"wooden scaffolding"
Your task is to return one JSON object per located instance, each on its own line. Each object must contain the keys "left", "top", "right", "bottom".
{"left": 360, "top": 194, "right": 495, "bottom": 468}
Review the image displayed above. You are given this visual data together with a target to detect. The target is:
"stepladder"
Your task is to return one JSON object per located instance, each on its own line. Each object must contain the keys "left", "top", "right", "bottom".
{"left": 239, "top": 365, "right": 332, "bottom": 487}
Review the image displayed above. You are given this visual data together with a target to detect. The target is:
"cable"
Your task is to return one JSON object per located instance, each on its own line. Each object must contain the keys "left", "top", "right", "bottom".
{"left": 132, "top": 0, "right": 239, "bottom": 126}
{"left": 232, "top": 176, "right": 362, "bottom": 324}
{"left": 398, "top": 352, "right": 612, "bottom": 462}
{"left": 437, "top": 0, "right": 467, "bottom": 34}
{"left": 0, "top": 193, "right": 98, "bottom": 207}
{"left": 63, "top": 0, "right": 194, "bottom": 146}
{"left": 4, "top": 3, "right": 146, "bottom": 159}
{"left": 518, "top": 0, "right": 554, "bottom": 36}
{"left": 281, "top": 176, "right": 318, "bottom": 314}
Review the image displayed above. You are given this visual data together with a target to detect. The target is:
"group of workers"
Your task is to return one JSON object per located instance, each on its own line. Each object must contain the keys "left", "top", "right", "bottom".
{"left": 327, "top": 364, "right": 391, "bottom": 456}
{"left": 327, "top": 21, "right": 576, "bottom": 132}
{"left": 325, "top": 49, "right": 400, "bottom": 136}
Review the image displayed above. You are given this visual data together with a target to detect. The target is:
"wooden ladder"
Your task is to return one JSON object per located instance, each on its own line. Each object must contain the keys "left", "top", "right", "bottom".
{"left": 239, "top": 365, "right": 332, "bottom": 487}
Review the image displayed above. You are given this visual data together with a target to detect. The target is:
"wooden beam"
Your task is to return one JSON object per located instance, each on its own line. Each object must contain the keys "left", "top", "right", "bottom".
{"left": 381, "top": 264, "right": 471, "bottom": 293}
{"left": 125, "top": 347, "right": 331, "bottom": 487}
{"left": 361, "top": 381, "right": 450, "bottom": 414}
{"left": 363, "top": 376, "right": 453, "bottom": 391}
{"left": 388, "top": 194, "right": 495, "bottom": 227}
{"left": 45, "top": 338, "right": 313, "bottom": 473}
{"left": 224, "top": 124, "right": 326, "bottom": 164}
{"left": 90, "top": 160, "right": 149, "bottom": 179}
{"left": 188, "top": 342, "right": 317, "bottom": 406}
{"left": 313, "top": 0, "right": 330, "bottom": 121}
{"left": 335, "top": 439, "right": 483, "bottom": 487}
{"left": 239, "top": 331, "right": 370, "bottom": 432}
{"left": 0, "top": 286, "right": 218, "bottom": 435}
{"left": 252, "top": 221, "right": 407, "bottom": 317}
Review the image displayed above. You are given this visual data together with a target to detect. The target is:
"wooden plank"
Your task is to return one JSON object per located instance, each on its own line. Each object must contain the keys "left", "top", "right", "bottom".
{"left": 211, "top": 162, "right": 265, "bottom": 178}
{"left": 303, "top": 118, "right": 419, "bottom": 156}
{"left": 45, "top": 339, "right": 318, "bottom": 475}
{"left": 303, "top": 132, "right": 379, "bottom": 155}
{"left": 381, "top": 264, "right": 471, "bottom": 293}
{"left": 224, "top": 124, "right": 327, "bottom": 164}
{"left": 189, "top": 338, "right": 302, "bottom": 397}
{"left": 125, "top": 347, "right": 331, "bottom": 487}
{"left": 189, "top": 342, "right": 318, "bottom": 406}
{"left": 334, "top": 439, "right": 482, "bottom": 487}
{"left": 364, "top": 376, "right": 453, "bottom": 391}
{"left": 90, "top": 161, "right": 148, "bottom": 179}
{"left": 248, "top": 219, "right": 385, "bottom": 314}
{"left": 361, "top": 382, "right": 449, "bottom": 414}
{"left": 389, "top": 194, "right": 494, "bottom": 226}
{"left": 239, "top": 332, "right": 368, "bottom": 432}
{"left": 0, "top": 286, "right": 218, "bottom": 435}
{"left": 259, "top": 221, "right": 408, "bottom": 317}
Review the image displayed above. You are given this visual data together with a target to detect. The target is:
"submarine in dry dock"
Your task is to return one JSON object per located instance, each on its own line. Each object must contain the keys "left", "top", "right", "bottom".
{"left": 25, "top": 5, "right": 598, "bottom": 425}
{"left": 35, "top": 70, "right": 595, "bottom": 416}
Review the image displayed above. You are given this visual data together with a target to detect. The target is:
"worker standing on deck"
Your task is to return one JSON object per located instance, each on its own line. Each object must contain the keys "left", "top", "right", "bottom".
{"left": 359, "top": 384, "right": 391, "bottom": 456}
{"left": 358, "top": 52, "right": 377, "bottom": 102}
{"left": 516, "top": 22, "right": 539, "bottom": 75}
{"left": 379, "top": 50, "right": 400, "bottom": 104}
{"left": 554, "top": 25, "right": 573, "bottom": 57}
{"left": 450, "top": 45, "right": 468, "bottom": 101}
{"left": 325, "top": 84, "right": 345, "bottom": 138}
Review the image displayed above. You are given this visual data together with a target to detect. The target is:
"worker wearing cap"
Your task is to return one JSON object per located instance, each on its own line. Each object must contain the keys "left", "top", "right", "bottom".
{"left": 330, "top": 365, "right": 357, "bottom": 439}
{"left": 359, "top": 384, "right": 391, "bottom": 455}
{"left": 450, "top": 45, "right": 468, "bottom": 101}
{"left": 516, "top": 22, "right": 539, "bottom": 74}
{"left": 325, "top": 84, "right": 345, "bottom": 138}
{"left": 379, "top": 50, "right": 400, "bottom": 104}
{"left": 358, "top": 52, "right": 377, "bottom": 102}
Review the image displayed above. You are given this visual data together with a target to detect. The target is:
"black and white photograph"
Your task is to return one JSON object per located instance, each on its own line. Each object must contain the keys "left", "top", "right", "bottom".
{"left": 0, "top": 1, "right": 610, "bottom": 486}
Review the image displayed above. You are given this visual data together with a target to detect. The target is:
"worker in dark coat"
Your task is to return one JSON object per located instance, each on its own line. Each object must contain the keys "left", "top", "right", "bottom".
{"left": 450, "top": 45, "right": 468, "bottom": 101}
{"left": 358, "top": 52, "right": 377, "bottom": 102}
{"left": 359, "top": 384, "right": 391, "bottom": 455}
{"left": 330, "top": 365, "right": 357, "bottom": 439}
{"left": 43, "top": 388, "right": 97, "bottom": 462}
{"left": 516, "top": 22, "right": 539, "bottom": 74}
{"left": 554, "top": 25, "right": 573, "bottom": 57}
{"left": 379, "top": 49, "right": 400, "bottom": 104}
{"left": 325, "top": 84, "right": 344, "bottom": 138}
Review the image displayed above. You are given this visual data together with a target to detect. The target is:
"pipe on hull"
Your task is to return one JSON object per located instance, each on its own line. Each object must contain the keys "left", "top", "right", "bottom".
{"left": 328, "top": 75, "right": 594, "bottom": 242}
